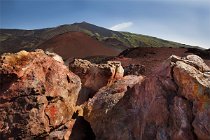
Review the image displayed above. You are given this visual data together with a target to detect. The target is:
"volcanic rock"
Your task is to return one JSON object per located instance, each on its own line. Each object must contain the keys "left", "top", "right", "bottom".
{"left": 171, "top": 55, "right": 210, "bottom": 139}
{"left": 0, "top": 50, "right": 81, "bottom": 139}
{"left": 1, "top": 50, "right": 210, "bottom": 140}
{"left": 45, "top": 50, "right": 64, "bottom": 63}
{"left": 69, "top": 59, "right": 124, "bottom": 105}
{"left": 170, "top": 96, "right": 194, "bottom": 140}
{"left": 84, "top": 75, "right": 144, "bottom": 125}
{"left": 83, "top": 54, "right": 210, "bottom": 140}
{"left": 84, "top": 71, "right": 175, "bottom": 140}
{"left": 124, "top": 64, "right": 145, "bottom": 76}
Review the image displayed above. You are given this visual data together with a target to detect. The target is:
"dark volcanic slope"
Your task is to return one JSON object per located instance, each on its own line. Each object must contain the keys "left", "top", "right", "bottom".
{"left": 37, "top": 32, "right": 120, "bottom": 59}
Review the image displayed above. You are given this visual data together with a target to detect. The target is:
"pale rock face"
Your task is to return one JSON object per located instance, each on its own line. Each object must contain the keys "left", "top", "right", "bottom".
{"left": 69, "top": 59, "right": 124, "bottom": 105}
{"left": 170, "top": 54, "right": 210, "bottom": 72}
{"left": 186, "top": 55, "right": 210, "bottom": 72}
{"left": 107, "top": 61, "right": 124, "bottom": 79}
{"left": 45, "top": 50, "right": 64, "bottom": 64}
{"left": 0, "top": 50, "right": 81, "bottom": 139}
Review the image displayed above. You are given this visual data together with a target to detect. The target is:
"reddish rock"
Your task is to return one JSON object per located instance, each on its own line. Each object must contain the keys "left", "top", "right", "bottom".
{"left": 172, "top": 55, "right": 210, "bottom": 140}
{"left": 0, "top": 50, "right": 81, "bottom": 139}
{"left": 83, "top": 54, "right": 210, "bottom": 140}
{"left": 170, "top": 97, "right": 195, "bottom": 140}
{"left": 84, "top": 74, "right": 175, "bottom": 140}
{"left": 192, "top": 104, "right": 210, "bottom": 140}
{"left": 84, "top": 75, "right": 144, "bottom": 124}
{"left": 172, "top": 55, "right": 210, "bottom": 101}
{"left": 69, "top": 59, "right": 124, "bottom": 105}
{"left": 1, "top": 50, "right": 210, "bottom": 140}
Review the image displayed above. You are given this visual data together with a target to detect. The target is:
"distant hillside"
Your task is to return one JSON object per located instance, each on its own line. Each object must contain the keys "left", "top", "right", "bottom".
{"left": 38, "top": 32, "right": 120, "bottom": 59}
{"left": 0, "top": 22, "right": 202, "bottom": 56}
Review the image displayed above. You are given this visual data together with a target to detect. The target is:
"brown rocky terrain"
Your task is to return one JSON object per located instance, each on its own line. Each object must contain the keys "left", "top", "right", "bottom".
{"left": 0, "top": 50, "right": 210, "bottom": 139}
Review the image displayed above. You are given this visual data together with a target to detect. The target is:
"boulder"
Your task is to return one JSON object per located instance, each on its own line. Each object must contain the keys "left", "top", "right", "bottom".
{"left": 172, "top": 55, "right": 210, "bottom": 139}
{"left": 0, "top": 50, "right": 81, "bottom": 139}
{"left": 84, "top": 75, "right": 144, "bottom": 125}
{"left": 69, "top": 59, "right": 124, "bottom": 105}
{"left": 84, "top": 72, "right": 176, "bottom": 140}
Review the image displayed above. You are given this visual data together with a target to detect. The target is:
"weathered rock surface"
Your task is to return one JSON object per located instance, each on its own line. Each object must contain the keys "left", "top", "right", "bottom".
{"left": 45, "top": 50, "right": 64, "bottom": 63}
{"left": 0, "top": 50, "right": 81, "bottom": 139}
{"left": 171, "top": 55, "right": 210, "bottom": 140}
{"left": 69, "top": 59, "right": 124, "bottom": 105}
{"left": 84, "top": 54, "right": 210, "bottom": 140}
{"left": 84, "top": 75, "right": 144, "bottom": 125}
{"left": 1, "top": 50, "right": 210, "bottom": 140}
{"left": 170, "top": 96, "right": 195, "bottom": 140}
{"left": 84, "top": 71, "right": 175, "bottom": 140}
{"left": 124, "top": 64, "right": 145, "bottom": 76}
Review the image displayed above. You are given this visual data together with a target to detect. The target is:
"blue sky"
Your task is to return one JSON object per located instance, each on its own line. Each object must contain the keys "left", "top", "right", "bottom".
{"left": 0, "top": 0, "right": 210, "bottom": 49}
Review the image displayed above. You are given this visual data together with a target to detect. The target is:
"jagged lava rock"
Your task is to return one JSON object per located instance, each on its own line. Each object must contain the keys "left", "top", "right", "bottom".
{"left": 84, "top": 75, "right": 144, "bottom": 125}
{"left": 69, "top": 59, "right": 124, "bottom": 105}
{"left": 84, "top": 71, "right": 176, "bottom": 140}
{"left": 171, "top": 55, "right": 210, "bottom": 139}
{"left": 124, "top": 64, "right": 146, "bottom": 76}
{"left": 84, "top": 54, "right": 210, "bottom": 140}
{"left": 0, "top": 50, "right": 81, "bottom": 139}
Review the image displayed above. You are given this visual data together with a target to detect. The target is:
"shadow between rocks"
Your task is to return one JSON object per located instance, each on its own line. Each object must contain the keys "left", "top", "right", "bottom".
{"left": 69, "top": 116, "right": 95, "bottom": 140}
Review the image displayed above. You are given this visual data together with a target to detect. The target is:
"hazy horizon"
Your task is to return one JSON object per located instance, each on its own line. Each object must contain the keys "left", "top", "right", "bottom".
{"left": 1, "top": 0, "right": 210, "bottom": 49}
